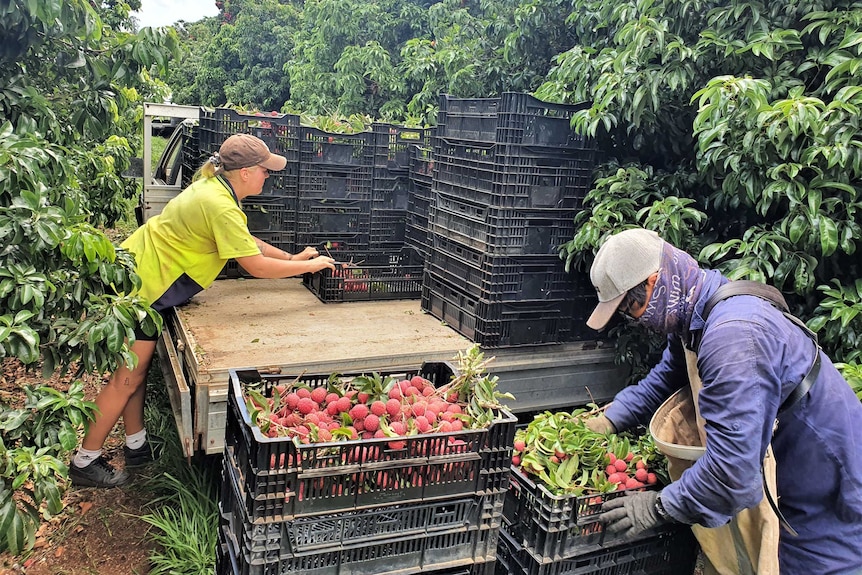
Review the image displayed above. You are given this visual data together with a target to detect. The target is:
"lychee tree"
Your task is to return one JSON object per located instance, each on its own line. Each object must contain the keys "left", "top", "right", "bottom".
{"left": 538, "top": 0, "right": 862, "bottom": 378}
{"left": 0, "top": 0, "right": 177, "bottom": 554}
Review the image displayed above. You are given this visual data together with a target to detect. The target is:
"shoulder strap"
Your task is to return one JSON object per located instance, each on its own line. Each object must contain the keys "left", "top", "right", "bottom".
{"left": 692, "top": 280, "right": 816, "bottom": 353}
{"left": 702, "top": 280, "right": 789, "bottom": 320}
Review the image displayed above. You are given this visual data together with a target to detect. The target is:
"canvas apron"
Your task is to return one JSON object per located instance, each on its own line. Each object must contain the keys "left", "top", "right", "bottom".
{"left": 649, "top": 348, "right": 780, "bottom": 575}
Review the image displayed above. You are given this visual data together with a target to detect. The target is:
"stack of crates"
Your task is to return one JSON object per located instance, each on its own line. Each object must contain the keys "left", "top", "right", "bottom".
{"left": 199, "top": 108, "right": 301, "bottom": 278}
{"left": 217, "top": 363, "right": 518, "bottom": 575}
{"left": 297, "top": 127, "right": 374, "bottom": 253}
{"left": 406, "top": 134, "right": 435, "bottom": 258}
{"left": 301, "top": 124, "right": 429, "bottom": 303}
{"left": 496, "top": 467, "right": 699, "bottom": 575}
{"left": 421, "top": 93, "right": 599, "bottom": 347}
{"left": 179, "top": 121, "right": 205, "bottom": 190}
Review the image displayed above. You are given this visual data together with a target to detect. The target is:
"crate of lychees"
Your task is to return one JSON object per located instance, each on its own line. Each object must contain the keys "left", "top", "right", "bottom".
{"left": 504, "top": 408, "right": 672, "bottom": 560}
{"left": 226, "top": 346, "right": 517, "bottom": 521}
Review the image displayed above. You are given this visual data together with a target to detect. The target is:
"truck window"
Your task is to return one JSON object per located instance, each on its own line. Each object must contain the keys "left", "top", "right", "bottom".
{"left": 154, "top": 126, "right": 186, "bottom": 186}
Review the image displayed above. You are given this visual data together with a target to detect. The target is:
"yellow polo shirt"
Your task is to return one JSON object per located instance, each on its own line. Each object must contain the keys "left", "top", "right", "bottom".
{"left": 122, "top": 176, "right": 260, "bottom": 311}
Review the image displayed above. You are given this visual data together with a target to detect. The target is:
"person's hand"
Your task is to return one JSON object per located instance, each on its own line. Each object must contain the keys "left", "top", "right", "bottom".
{"left": 584, "top": 414, "right": 616, "bottom": 434}
{"left": 598, "top": 490, "right": 672, "bottom": 539}
{"left": 294, "top": 246, "right": 319, "bottom": 261}
{"left": 307, "top": 256, "right": 336, "bottom": 272}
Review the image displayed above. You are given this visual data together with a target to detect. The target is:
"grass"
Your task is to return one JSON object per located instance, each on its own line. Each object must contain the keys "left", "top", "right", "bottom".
{"left": 150, "top": 136, "right": 168, "bottom": 172}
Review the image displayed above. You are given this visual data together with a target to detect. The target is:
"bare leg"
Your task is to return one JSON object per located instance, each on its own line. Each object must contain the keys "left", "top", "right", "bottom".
{"left": 81, "top": 339, "right": 157, "bottom": 451}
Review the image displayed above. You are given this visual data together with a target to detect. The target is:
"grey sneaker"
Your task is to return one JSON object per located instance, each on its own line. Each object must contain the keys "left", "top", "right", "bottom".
{"left": 123, "top": 437, "right": 162, "bottom": 468}
{"left": 70, "top": 456, "right": 130, "bottom": 488}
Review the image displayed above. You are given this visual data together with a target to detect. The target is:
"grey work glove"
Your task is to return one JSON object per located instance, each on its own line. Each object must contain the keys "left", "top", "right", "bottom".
{"left": 584, "top": 414, "right": 616, "bottom": 434}
{"left": 599, "top": 490, "right": 672, "bottom": 539}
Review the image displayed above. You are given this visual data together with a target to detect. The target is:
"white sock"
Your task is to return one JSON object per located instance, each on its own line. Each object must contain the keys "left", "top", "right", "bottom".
{"left": 126, "top": 429, "right": 148, "bottom": 450}
{"left": 73, "top": 448, "right": 102, "bottom": 468}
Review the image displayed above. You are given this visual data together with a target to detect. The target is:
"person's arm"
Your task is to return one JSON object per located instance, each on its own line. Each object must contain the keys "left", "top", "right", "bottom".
{"left": 254, "top": 237, "right": 320, "bottom": 262}
{"left": 235, "top": 252, "right": 335, "bottom": 278}
{"left": 603, "top": 336, "right": 689, "bottom": 431}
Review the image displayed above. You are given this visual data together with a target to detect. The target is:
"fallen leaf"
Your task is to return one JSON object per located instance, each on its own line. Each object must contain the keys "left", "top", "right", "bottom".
{"left": 74, "top": 525, "right": 84, "bottom": 533}
{"left": 80, "top": 501, "right": 93, "bottom": 515}
{"left": 54, "top": 547, "right": 65, "bottom": 558}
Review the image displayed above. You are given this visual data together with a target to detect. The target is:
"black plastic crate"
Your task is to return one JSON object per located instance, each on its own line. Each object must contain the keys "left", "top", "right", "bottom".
{"left": 301, "top": 127, "right": 374, "bottom": 167}
{"left": 420, "top": 274, "right": 581, "bottom": 347}
{"left": 225, "top": 364, "right": 517, "bottom": 520}
{"left": 426, "top": 235, "right": 587, "bottom": 303}
{"left": 373, "top": 167, "right": 411, "bottom": 210}
{"left": 432, "top": 139, "right": 592, "bottom": 209}
{"left": 495, "top": 524, "right": 698, "bottom": 575}
{"left": 492, "top": 147, "right": 593, "bottom": 207}
{"left": 296, "top": 198, "right": 371, "bottom": 236}
{"left": 408, "top": 181, "right": 432, "bottom": 219}
{"left": 428, "top": 192, "right": 576, "bottom": 256}
{"left": 242, "top": 195, "right": 297, "bottom": 234}
{"left": 260, "top": 168, "right": 300, "bottom": 198}
{"left": 373, "top": 123, "right": 427, "bottom": 170}
{"left": 405, "top": 222, "right": 429, "bottom": 259}
{"left": 302, "top": 249, "right": 422, "bottom": 302}
{"left": 435, "top": 96, "right": 501, "bottom": 143}
{"left": 495, "top": 92, "right": 592, "bottom": 149}
{"left": 180, "top": 122, "right": 205, "bottom": 189}
{"left": 299, "top": 163, "right": 374, "bottom": 201}
{"left": 409, "top": 144, "right": 436, "bottom": 187}
{"left": 222, "top": 516, "right": 500, "bottom": 575}
{"left": 503, "top": 466, "right": 668, "bottom": 560}
{"left": 199, "top": 108, "right": 301, "bottom": 160}
{"left": 222, "top": 456, "right": 505, "bottom": 556}
{"left": 437, "top": 93, "right": 591, "bottom": 149}
{"left": 370, "top": 209, "right": 408, "bottom": 249}
{"left": 217, "top": 524, "right": 236, "bottom": 575}
{"left": 219, "top": 521, "right": 498, "bottom": 575}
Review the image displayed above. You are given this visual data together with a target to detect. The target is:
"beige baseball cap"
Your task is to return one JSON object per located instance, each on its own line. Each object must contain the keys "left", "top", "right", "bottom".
{"left": 219, "top": 133, "right": 287, "bottom": 172}
{"left": 586, "top": 228, "right": 664, "bottom": 330}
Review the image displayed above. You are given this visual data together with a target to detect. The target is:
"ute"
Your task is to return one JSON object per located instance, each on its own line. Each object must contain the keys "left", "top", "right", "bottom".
{"left": 135, "top": 102, "right": 628, "bottom": 458}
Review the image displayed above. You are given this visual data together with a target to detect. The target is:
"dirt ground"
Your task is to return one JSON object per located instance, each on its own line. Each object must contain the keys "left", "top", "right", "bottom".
{"left": 0, "top": 359, "right": 157, "bottom": 575}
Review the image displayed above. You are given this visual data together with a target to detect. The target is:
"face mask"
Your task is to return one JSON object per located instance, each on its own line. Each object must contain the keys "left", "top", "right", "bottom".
{"left": 637, "top": 242, "right": 705, "bottom": 336}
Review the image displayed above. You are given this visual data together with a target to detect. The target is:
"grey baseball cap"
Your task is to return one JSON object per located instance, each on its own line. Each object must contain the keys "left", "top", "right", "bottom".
{"left": 586, "top": 228, "right": 664, "bottom": 330}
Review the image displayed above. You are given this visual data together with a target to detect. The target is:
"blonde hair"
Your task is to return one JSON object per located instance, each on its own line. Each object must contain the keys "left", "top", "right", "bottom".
{"left": 194, "top": 157, "right": 232, "bottom": 182}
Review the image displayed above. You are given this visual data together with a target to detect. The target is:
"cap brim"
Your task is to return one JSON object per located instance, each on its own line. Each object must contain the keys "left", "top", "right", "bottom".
{"left": 586, "top": 292, "right": 626, "bottom": 330}
{"left": 260, "top": 153, "right": 287, "bottom": 172}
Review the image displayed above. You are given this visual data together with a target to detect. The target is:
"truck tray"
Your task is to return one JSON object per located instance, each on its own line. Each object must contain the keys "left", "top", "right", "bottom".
{"left": 161, "top": 279, "right": 627, "bottom": 456}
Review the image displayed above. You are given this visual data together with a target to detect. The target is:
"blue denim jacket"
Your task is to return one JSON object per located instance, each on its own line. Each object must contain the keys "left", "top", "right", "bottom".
{"left": 605, "top": 270, "right": 862, "bottom": 575}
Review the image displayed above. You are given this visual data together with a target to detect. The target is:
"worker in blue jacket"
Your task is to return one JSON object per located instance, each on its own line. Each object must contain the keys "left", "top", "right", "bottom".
{"left": 584, "top": 228, "right": 862, "bottom": 575}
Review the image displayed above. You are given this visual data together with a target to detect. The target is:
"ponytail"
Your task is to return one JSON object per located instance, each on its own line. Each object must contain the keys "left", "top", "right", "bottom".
{"left": 193, "top": 152, "right": 222, "bottom": 182}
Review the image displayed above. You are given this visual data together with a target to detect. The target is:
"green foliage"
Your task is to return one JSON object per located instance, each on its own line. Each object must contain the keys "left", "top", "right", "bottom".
{"left": 535, "top": 0, "right": 862, "bottom": 375}
{"left": 837, "top": 362, "right": 862, "bottom": 401}
{"left": 165, "top": 0, "right": 588, "bottom": 123}
{"left": 139, "top": 470, "right": 219, "bottom": 575}
{"left": 0, "top": 381, "right": 98, "bottom": 554}
{"left": 515, "top": 409, "right": 668, "bottom": 495}
{"left": 0, "top": 128, "right": 161, "bottom": 375}
{"left": 443, "top": 345, "right": 515, "bottom": 427}
{"left": 807, "top": 279, "right": 862, "bottom": 363}
{"left": 0, "top": 0, "right": 177, "bottom": 556}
